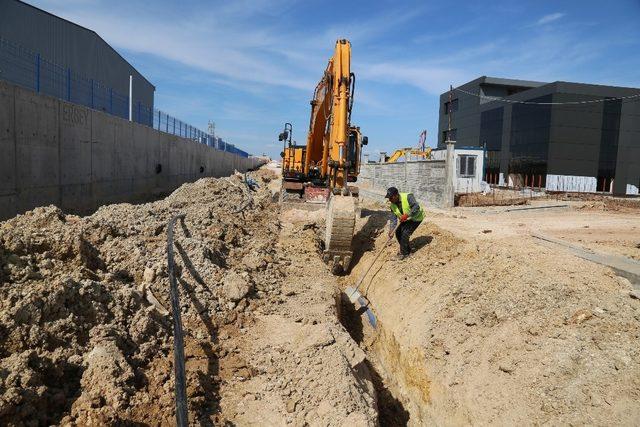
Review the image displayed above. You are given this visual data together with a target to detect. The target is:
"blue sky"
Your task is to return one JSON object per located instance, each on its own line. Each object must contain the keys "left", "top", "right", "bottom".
{"left": 31, "top": 0, "right": 640, "bottom": 158}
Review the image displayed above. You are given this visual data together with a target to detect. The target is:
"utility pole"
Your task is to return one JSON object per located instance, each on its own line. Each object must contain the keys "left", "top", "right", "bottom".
{"left": 447, "top": 84, "right": 453, "bottom": 141}
{"left": 128, "top": 75, "right": 133, "bottom": 122}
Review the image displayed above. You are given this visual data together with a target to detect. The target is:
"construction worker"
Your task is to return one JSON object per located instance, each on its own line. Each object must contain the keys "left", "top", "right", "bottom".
{"left": 385, "top": 187, "right": 425, "bottom": 260}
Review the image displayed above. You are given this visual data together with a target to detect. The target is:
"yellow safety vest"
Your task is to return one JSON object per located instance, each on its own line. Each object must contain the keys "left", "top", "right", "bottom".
{"left": 390, "top": 193, "right": 425, "bottom": 222}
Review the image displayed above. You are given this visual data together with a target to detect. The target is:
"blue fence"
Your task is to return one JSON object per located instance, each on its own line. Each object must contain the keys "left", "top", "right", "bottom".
{"left": 0, "top": 36, "right": 249, "bottom": 158}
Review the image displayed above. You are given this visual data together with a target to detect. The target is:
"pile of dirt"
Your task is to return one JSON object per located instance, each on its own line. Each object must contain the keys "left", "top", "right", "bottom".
{"left": 343, "top": 207, "right": 640, "bottom": 425}
{"left": 576, "top": 197, "right": 640, "bottom": 212}
{"left": 456, "top": 193, "right": 530, "bottom": 207}
{"left": 0, "top": 171, "right": 283, "bottom": 425}
{"left": 0, "top": 167, "right": 382, "bottom": 426}
{"left": 217, "top": 211, "right": 378, "bottom": 425}
{"left": 554, "top": 192, "right": 640, "bottom": 213}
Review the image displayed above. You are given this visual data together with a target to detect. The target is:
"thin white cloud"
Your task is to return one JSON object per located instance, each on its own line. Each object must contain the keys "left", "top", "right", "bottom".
{"left": 31, "top": 0, "right": 315, "bottom": 91}
{"left": 24, "top": 1, "right": 639, "bottom": 158}
{"left": 536, "top": 12, "right": 565, "bottom": 25}
{"left": 360, "top": 62, "right": 469, "bottom": 95}
{"left": 30, "top": 0, "right": 432, "bottom": 95}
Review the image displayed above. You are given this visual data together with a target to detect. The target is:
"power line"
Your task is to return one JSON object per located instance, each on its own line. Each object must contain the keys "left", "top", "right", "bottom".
{"left": 453, "top": 86, "right": 640, "bottom": 105}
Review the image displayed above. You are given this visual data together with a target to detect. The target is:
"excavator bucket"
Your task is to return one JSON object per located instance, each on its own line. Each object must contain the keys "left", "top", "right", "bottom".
{"left": 323, "top": 195, "right": 356, "bottom": 274}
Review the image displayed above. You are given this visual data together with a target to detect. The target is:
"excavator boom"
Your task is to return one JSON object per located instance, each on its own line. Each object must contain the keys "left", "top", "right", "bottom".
{"left": 302, "top": 39, "right": 363, "bottom": 192}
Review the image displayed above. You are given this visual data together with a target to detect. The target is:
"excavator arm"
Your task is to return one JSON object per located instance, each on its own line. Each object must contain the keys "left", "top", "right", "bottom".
{"left": 303, "top": 71, "right": 331, "bottom": 176}
{"left": 304, "top": 39, "right": 355, "bottom": 192}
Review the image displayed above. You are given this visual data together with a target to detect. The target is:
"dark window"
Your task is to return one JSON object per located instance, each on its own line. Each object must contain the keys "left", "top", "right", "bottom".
{"left": 509, "top": 94, "right": 551, "bottom": 176}
{"left": 444, "top": 98, "right": 459, "bottom": 114}
{"left": 458, "top": 155, "right": 476, "bottom": 177}
{"left": 480, "top": 107, "right": 504, "bottom": 151}
{"left": 443, "top": 128, "right": 457, "bottom": 142}
{"left": 347, "top": 131, "right": 357, "bottom": 173}
{"left": 597, "top": 98, "right": 621, "bottom": 181}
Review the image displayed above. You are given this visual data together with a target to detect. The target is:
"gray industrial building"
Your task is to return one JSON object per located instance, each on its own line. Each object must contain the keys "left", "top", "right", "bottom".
{"left": 0, "top": 0, "right": 154, "bottom": 118}
{"left": 438, "top": 76, "right": 640, "bottom": 195}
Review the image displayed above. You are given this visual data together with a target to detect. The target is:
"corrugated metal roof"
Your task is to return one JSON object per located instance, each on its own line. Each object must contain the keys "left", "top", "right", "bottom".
{"left": 10, "top": 0, "right": 154, "bottom": 89}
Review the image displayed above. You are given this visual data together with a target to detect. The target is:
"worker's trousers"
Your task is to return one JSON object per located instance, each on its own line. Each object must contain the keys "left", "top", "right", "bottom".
{"left": 395, "top": 220, "right": 422, "bottom": 256}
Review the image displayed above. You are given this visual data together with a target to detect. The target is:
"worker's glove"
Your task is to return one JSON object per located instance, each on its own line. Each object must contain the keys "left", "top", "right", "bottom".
{"left": 400, "top": 213, "right": 409, "bottom": 223}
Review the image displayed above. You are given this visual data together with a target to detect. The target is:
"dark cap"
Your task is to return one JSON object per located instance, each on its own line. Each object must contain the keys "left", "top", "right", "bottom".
{"left": 385, "top": 187, "right": 399, "bottom": 199}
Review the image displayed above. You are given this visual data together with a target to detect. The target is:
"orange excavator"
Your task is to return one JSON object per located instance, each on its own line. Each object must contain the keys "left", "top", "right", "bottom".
{"left": 279, "top": 39, "right": 368, "bottom": 273}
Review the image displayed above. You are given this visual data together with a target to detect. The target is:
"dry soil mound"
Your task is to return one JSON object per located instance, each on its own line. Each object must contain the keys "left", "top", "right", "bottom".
{"left": 0, "top": 173, "right": 280, "bottom": 425}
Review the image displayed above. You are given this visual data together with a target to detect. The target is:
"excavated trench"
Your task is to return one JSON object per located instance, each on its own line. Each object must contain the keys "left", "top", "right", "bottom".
{"left": 337, "top": 295, "right": 413, "bottom": 426}
{"left": 330, "top": 207, "right": 442, "bottom": 426}
{"left": 314, "top": 210, "right": 431, "bottom": 426}
{"left": 290, "top": 201, "right": 429, "bottom": 425}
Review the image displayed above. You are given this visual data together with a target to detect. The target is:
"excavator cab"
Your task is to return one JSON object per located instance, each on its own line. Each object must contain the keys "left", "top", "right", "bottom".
{"left": 279, "top": 123, "right": 306, "bottom": 181}
{"left": 347, "top": 127, "right": 367, "bottom": 181}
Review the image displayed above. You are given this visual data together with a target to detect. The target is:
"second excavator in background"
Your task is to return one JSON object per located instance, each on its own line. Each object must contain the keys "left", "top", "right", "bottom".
{"left": 383, "top": 130, "right": 432, "bottom": 162}
{"left": 279, "top": 39, "right": 367, "bottom": 274}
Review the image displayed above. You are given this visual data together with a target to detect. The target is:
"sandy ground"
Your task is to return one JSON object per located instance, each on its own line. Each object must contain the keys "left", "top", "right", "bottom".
{"left": 0, "top": 165, "right": 376, "bottom": 425}
{"left": 342, "top": 198, "right": 640, "bottom": 425}
{"left": 437, "top": 199, "right": 640, "bottom": 261}
{"left": 1, "top": 161, "right": 639, "bottom": 426}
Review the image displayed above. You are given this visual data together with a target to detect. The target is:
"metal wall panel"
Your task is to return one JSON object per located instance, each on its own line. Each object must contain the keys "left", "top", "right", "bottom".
{"left": 0, "top": 0, "right": 154, "bottom": 110}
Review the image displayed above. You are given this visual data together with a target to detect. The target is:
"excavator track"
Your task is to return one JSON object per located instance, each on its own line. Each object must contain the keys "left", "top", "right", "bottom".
{"left": 323, "top": 195, "right": 356, "bottom": 274}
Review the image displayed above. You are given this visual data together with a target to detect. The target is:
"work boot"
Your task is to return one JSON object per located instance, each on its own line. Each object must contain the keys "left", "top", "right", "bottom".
{"left": 396, "top": 253, "right": 408, "bottom": 260}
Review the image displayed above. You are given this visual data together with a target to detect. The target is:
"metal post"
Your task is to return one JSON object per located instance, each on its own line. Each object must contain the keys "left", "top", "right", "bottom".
{"left": 35, "top": 54, "right": 40, "bottom": 93}
{"left": 166, "top": 115, "right": 169, "bottom": 132}
{"left": 173, "top": 117, "right": 176, "bottom": 134}
{"left": 66, "top": 68, "right": 71, "bottom": 101}
{"left": 90, "top": 79, "right": 94, "bottom": 109}
{"left": 128, "top": 75, "right": 133, "bottom": 121}
{"left": 166, "top": 215, "right": 190, "bottom": 427}
{"left": 448, "top": 84, "right": 453, "bottom": 138}
{"left": 158, "top": 110, "right": 161, "bottom": 130}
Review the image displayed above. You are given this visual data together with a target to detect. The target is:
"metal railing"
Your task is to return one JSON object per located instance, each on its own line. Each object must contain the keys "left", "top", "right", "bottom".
{"left": 0, "top": 36, "right": 250, "bottom": 158}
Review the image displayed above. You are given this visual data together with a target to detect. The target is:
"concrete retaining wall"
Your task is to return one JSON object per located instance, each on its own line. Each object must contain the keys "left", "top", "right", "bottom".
{"left": 0, "top": 81, "right": 264, "bottom": 220}
{"left": 359, "top": 160, "right": 447, "bottom": 208}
